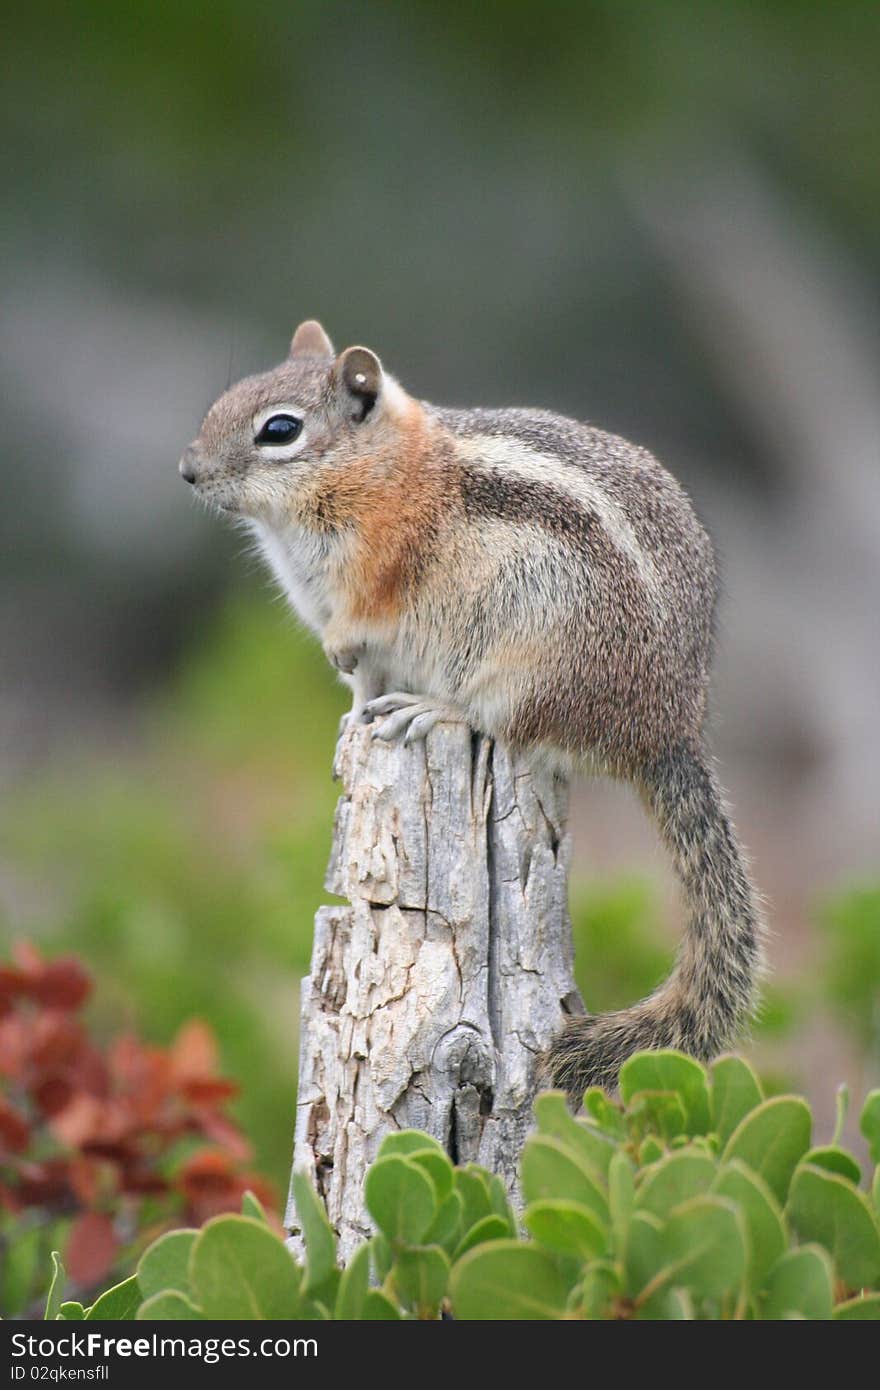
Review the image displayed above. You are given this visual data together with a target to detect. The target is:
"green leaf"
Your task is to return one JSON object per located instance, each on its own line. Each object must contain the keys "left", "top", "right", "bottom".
{"left": 137, "top": 1291, "right": 205, "bottom": 1320}
{"left": 582, "top": 1087, "right": 626, "bottom": 1140}
{"left": 661, "top": 1196, "right": 747, "bottom": 1300}
{"left": 802, "top": 1146, "right": 861, "bottom": 1185}
{"left": 361, "top": 1290, "right": 400, "bottom": 1319}
{"left": 393, "top": 1245, "right": 450, "bottom": 1316}
{"left": 461, "top": 1161, "right": 496, "bottom": 1187}
{"left": 487, "top": 1175, "right": 517, "bottom": 1234}
{"left": 709, "top": 1054, "right": 763, "bottom": 1144}
{"left": 637, "top": 1284, "right": 695, "bottom": 1320}
{"left": 873, "top": 1165, "right": 880, "bottom": 1216}
{"left": 627, "top": 1090, "right": 688, "bottom": 1141}
{"left": 833, "top": 1293, "right": 880, "bottom": 1319}
{"left": 190, "top": 1215, "right": 304, "bottom": 1320}
{"left": 534, "top": 1090, "right": 616, "bottom": 1175}
{"left": 787, "top": 1165, "right": 880, "bottom": 1290}
{"left": 636, "top": 1150, "right": 716, "bottom": 1220}
{"left": 454, "top": 1168, "right": 493, "bottom": 1235}
{"left": 44, "top": 1252, "right": 66, "bottom": 1322}
{"left": 624, "top": 1210, "right": 665, "bottom": 1298}
{"left": 638, "top": 1136, "right": 665, "bottom": 1166}
{"left": 335, "top": 1243, "right": 371, "bottom": 1320}
{"left": 85, "top": 1276, "right": 141, "bottom": 1321}
{"left": 761, "top": 1246, "right": 833, "bottom": 1320}
{"left": 452, "top": 1215, "right": 511, "bottom": 1260}
{"left": 136, "top": 1229, "right": 197, "bottom": 1300}
{"left": 665, "top": 1287, "right": 696, "bottom": 1318}
{"left": 713, "top": 1160, "right": 786, "bottom": 1290}
{"left": 365, "top": 1155, "right": 437, "bottom": 1246}
{"left": 408, "top": 1149, "right": 454, "bottom": 1203}
{"left": 423, "top": 1190, "right": 464, "bottom": 1254}
{"left": 523, "top": 1200, "right": 607, "bottom": 1260}
{"left": 723, "top": 1096, "right": 812, "bottom": 1205}
{"left": 376, "top": 1129, "right": 445, "bottom": 1160}
{"left": 241, "top": 1190, "right": 269, "bottom": 1223}
{"left": 608, "top": 1149, "right": 635, "bottom": 1255}
{"left": 690, "top": 1133, "right": 719, "bottom": 1157}
{"left": 370, "top": 1233, "right": 393, "bottom": 1282}
{"left": 290, "top": 1172, "right": 337, "bottom": 1296}
{"left": 451, "top": 1240, "right": 571, "bottom": 1320}
{"left": 580, "top": 1260, "right": 620, "bottom": 1319}
{"left": 57, "top": 1303, "right": 85, "bottom": 1321}
{"left": 860, "top": 1090, "right": 880, "bottom": 1165}
{"left": 307, "top": 1268, "right": 340, "bottom": 1313}
{"left": 520, "top": 1135, "right": 609, "bottom": 1228}
{"left": 620, "top": 1050, "right": 711, "bottom": 1135}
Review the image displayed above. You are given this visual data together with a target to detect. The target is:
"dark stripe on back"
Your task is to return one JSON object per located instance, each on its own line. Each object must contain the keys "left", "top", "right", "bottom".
{"left": 460, "top": 467, "right": 597, "bottom": 554}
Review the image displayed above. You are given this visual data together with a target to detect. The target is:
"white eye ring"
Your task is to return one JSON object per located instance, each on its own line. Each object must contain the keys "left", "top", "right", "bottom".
{"left": 252, "top": 403, "right": 308, "bottom": 459}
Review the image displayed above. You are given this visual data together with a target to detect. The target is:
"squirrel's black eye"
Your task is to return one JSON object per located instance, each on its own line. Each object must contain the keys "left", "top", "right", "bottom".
{"left": 256, "top": 414, "right": 302, "bottom": 446}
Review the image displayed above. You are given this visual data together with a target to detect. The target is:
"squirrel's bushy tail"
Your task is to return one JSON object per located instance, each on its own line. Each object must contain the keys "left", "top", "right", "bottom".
{"left": 546, "top": 741, "right": 765, "bottom": 1098}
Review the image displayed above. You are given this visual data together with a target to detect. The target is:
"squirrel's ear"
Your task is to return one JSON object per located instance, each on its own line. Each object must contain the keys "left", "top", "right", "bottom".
{"left": 333, "top": 346, "right": 383, "bottom": 421}
{"left": 289, "top": 320, "right": 334, "bottom": 358}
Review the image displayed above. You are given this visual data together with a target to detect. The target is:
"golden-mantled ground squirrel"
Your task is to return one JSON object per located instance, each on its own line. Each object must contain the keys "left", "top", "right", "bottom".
{"left": 180, "top": 320, "right": 765, "bottom": 1096}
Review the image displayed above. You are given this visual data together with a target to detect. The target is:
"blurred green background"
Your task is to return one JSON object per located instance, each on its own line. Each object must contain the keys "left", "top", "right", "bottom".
{"left": 2, "top": 1, "right": 879, "bottom": 1195}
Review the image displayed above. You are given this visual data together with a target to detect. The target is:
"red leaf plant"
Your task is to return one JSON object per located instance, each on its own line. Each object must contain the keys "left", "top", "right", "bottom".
{"left": 0, "top": 942, "right": 277, "bottom": 1309}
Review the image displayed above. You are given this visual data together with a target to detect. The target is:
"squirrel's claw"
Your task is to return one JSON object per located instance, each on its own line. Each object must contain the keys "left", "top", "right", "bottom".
{"left": 363, "top": 691, "right": 424, "bottom": 716}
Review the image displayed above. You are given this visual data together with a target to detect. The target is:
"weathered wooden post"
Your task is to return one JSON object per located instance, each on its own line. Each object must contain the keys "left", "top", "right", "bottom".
{"left": 286, "top": 720, "right": 583, "bottom": 1260}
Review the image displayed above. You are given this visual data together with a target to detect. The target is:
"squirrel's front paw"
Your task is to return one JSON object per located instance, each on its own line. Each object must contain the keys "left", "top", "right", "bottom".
{"left": 364, "top": 692, "right": 465, "bottom": 744}
{"left": 324, "top": 640, "right": 365, "bottom": 675}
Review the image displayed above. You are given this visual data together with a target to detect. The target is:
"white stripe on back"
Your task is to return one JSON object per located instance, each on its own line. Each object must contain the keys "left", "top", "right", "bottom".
{"left": 456, "top": 435, "right": 666, "bottom": 608}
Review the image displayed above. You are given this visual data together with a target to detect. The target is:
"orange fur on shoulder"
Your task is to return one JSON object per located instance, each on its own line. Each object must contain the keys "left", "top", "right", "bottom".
{"left": 308, "top": 403, "right": 455, "bottom": 623}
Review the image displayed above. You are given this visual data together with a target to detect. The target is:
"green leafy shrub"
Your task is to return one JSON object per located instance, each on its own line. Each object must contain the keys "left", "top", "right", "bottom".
{"left": 38, "top": 1052, "right": 880, "bottom": 1321}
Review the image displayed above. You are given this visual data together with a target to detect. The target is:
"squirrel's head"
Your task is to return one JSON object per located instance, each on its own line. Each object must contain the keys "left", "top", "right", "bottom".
{"left": 179, "top": 320, "right": 409, "bottom": 520}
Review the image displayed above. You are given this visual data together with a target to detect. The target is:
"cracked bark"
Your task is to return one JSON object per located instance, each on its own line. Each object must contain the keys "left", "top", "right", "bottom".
{"left": 286, "top": 721, "right": 584, "bottom": 1261}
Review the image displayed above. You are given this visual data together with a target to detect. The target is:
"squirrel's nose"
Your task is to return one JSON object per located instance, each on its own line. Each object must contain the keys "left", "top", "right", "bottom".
{"left": 179, "top": 446, "right": 200, "bottom": 485}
